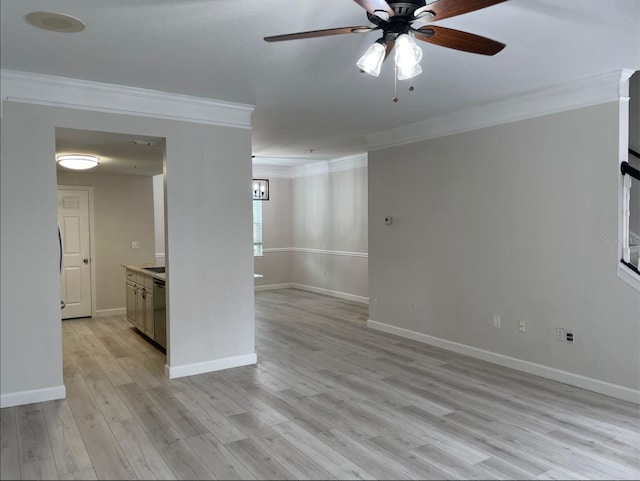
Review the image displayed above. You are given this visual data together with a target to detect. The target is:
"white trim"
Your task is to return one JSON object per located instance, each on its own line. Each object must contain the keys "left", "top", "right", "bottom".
{"left": 255, "top": 283, "right": 369, "bottom": 305}
{"left": 255, "top": 283, "right": 295, "bottom": 292}
{"left": 0, "top": 385, "right": 66, "bottom": 408}
{"left": 252, "top": 165, "right": 297, "bottom": 179}
{"left": 0, "top": 70, "right": 254, "bottom": 128}
{"left": 292, "top": 284, "right": 369, "bottom": 304}
{"left": 263, "top": 247, "right": 368, "bottom": 258}
{"left": 94, "top": 308, "right": 126, "bottom": 318}
{"left": 253, "top": 153, "right": 367, "bottom": 178}
{"left": 617, "top": 263, "right": 640, "bottom": 292}
{"left": 155, "top": 253, "right": 166, "bottom": 261}
{"left": 165, "top": 353, "right": 257, "bottom": 379}
{"left": 292, "top": 154, "right": 368, "bottom": 178}
{"left": 366, "top": 70, "right": 626, "bottom": 151}
{"left": 367, "top": 320, "right": 639, "bottom": 404}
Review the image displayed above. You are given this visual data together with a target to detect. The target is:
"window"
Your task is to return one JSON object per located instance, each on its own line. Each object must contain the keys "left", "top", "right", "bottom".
{"left": 253, "top": 199, "right": 263, "bottom": 256}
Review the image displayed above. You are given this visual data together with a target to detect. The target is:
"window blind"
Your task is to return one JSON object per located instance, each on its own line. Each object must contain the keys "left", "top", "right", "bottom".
{"left": 253, "top": 200, "right": 263, "bottom": 256}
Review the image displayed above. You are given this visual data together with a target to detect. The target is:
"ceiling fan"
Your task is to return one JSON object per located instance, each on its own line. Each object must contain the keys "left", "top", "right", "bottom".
{"left": 265, "top": 0, "right": 508, "bottom": 89}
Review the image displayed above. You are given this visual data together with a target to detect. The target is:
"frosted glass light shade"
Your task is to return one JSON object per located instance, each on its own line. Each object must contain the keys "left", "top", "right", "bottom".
{"left": 357, "top": 42, "right": 386, "bottom": 77}
{"left": 56, "top": 154, "right": 100, "bottom": 170}
{"left": 397, "top": 62, "right": 422, "bottom": 80}
{"left": 395, "top": 34, "right": 422, "bottom": 71}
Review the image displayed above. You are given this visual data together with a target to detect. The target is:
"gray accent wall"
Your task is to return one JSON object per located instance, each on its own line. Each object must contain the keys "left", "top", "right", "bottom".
{"left": 369, "top": 102, "right": 640, "bottom": 390}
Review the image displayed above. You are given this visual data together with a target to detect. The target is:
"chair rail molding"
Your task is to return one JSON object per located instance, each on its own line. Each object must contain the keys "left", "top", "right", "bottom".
{"left": 262, "top": 247, "right": 368, "bottom": 258}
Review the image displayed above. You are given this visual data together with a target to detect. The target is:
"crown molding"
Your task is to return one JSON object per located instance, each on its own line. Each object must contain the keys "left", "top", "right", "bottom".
{"left": 253, "top": 153, "right": 368, "bottom": 179}
{"left": 292, "top": 153, "right": 368, "bottom": 178}
{"left": 365, "top": 70, "right": 629, "bottom": 151}
{"left": 0, "top": 69, "right": 254, "bottom": 128}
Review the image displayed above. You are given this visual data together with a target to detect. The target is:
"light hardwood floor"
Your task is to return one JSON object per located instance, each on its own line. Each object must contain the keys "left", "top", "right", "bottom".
{"left": 1, "top": 288, "right": 639, "bottom": 480}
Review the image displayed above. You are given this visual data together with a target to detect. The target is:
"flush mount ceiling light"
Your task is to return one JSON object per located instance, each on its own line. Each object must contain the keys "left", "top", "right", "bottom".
{"left": 265, "top": 0, "right": 507, "bottom": 101}
{"left": 57, "top": 154, "right": 100, "bottom": 170}
{"left": 25, "top": 11, "right": 86, "bottom": 33}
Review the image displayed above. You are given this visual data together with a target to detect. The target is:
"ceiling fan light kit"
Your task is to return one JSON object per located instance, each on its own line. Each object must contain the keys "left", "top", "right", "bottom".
{"left": 265, "top": 0, "right": 508, "bottom": 101}
{"left": 356, "top": 40, "right": 387, "bottom": 76}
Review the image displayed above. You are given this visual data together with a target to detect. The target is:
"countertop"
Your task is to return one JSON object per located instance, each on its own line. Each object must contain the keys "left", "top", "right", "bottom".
{"left": 123, "top": 264, "right": 263, "bottom": 281}
{"left": 122, "top": 264, "right": 166, "bottom": 282}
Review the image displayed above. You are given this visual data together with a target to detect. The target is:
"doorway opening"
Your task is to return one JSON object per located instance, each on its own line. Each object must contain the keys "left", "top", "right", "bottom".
{"left": 55, "top": 127, "right": 167, "bottom": 340}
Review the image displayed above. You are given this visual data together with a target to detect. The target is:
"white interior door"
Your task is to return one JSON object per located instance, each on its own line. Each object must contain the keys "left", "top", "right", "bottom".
{"left": 58, "top": 188, "right": 92, "bottom": 319}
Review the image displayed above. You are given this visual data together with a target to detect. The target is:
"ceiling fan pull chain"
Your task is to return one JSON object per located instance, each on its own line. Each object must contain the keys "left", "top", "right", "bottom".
{"left": 409, "top": 77, "right": 415, "bottom": 92}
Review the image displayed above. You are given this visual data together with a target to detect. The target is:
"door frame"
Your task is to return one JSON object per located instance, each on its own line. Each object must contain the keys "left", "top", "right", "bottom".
{"left": 58, "top": 185, "right": 96, "bottom": 318}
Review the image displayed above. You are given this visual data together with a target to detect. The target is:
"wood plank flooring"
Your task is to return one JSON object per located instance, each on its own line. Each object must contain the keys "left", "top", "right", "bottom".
{"left": 1, "top": 288, "right": 639, "bottom": 479}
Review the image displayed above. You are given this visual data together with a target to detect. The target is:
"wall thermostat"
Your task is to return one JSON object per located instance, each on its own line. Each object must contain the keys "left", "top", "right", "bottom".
{"left": 384, "top": 216, "right": 392, "bottom": 225}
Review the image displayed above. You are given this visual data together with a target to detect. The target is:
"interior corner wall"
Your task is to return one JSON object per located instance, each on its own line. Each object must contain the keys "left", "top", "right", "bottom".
{"left": 57, "top": 171, "right": 156, "bottom": 312}
{"left": 0, "top": 101, "right": 255, "bottom": 405}
{"left": 291, "top": 166, "right": 369, "bottom": 300}
{"left": 368, "top": 102, "right": 640, "bottom": 391}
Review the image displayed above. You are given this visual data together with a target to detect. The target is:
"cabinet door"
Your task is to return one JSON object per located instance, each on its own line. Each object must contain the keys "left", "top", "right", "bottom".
{"left": 144, "top": 291, "right": 154, "bottom": 337}
{"left": 136, "top": 287, "right": 146, "bottom": 330}
{"left": 126, "top": 282, "right": 137, "bottom": 326}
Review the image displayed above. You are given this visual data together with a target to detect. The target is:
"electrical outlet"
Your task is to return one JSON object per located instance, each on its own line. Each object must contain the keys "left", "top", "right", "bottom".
{"left": 556, "top": 328, "right": 566, "bottom": 341}
{"left": 131, "top": 241, "right": 140, "bottom": 249}
{"left": 493, "top": 315, "right": 501, "bottom": 328}
{"left": 566, "top": 331, "right": 575, "bottom": 343}
{"left": 518, "top": 320, "right": 526, "bottom": 332}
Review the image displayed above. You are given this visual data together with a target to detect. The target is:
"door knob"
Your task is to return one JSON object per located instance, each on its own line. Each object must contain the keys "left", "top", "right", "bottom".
{"left": 83, "top": 258, "right": 89, "bottom": 264}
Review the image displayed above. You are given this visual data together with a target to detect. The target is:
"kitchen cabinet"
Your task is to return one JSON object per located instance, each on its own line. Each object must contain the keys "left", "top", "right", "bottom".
{"left": 125, "top": 268, "right": 157, "bottom": 342}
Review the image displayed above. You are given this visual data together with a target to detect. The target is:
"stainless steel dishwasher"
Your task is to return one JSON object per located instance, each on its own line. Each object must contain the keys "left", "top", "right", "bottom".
{"left": 153, "top": 279, "right": 166, "bottom": 349}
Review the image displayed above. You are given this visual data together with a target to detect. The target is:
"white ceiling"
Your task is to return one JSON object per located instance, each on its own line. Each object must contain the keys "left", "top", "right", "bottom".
{"left": 2, "top": 0, "right": 640, "bottom": 166}
{"left": 56, "top": 128, "right": 164, "bottom": 176}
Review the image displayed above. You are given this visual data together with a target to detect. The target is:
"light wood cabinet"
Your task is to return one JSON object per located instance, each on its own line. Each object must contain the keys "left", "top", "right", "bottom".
{"left": 125, "top": 268, "right": 159, "bottom": 345}
{"left": 126, "top": 281, "right": 137, "bottom": 325}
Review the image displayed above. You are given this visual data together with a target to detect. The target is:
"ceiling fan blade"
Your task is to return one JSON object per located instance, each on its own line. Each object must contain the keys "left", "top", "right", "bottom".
{"left": 414, "top": 25, "right": 505, "bottom": 55}
{"left": 352, "top": 0, "right": 395, "bottom": 17}
{"left": 425, "top": 0, "right": 509, "bottom": 22}
{"left": 264, "top": 26, "right": 374, "bottom": 42}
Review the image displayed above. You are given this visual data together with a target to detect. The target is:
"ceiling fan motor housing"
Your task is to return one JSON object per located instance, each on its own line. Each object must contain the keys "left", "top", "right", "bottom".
{"left": 368, "top": 1, "right": 435, "bottom": 38}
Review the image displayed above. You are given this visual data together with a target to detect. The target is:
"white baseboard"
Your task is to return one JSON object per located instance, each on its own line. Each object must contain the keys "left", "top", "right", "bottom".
{"left": 292, "top": 283, "right": 369, "bottom": 304}
{"left": 94, "top": 308, "right": 126, "bottom": 318}
{"left": 254, "top": 282, "right": 369, "bottom": 304}
{"left": 255, "top": 283, "right": 295, "bottom": 292}
{"left": 165, "top": 353, "right": 257, "bottom": 379}
{"left": 367, "top": 320, "right": 640, "bottom": 404}
{"left": 0, "top": 385, "right": 66, "bottom": 408}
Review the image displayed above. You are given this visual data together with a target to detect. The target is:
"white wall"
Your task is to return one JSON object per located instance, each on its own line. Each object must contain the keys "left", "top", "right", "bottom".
{"left": 291, "top": 166, "right": 368, "bottom": 300}
{"left": 254, "top": 160, "right": 369, "bottom": 302}
{"left": 57, "top": 171, "right": 156, "bottom": 312}
{"left": 1, "top": 100, "right": 255, "bottom": 405}
{"left": 368, "top": 102, "right": 640, "bottom": 396}
{"left": 153, "top": 173, "right": 166, "bottom": 260}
